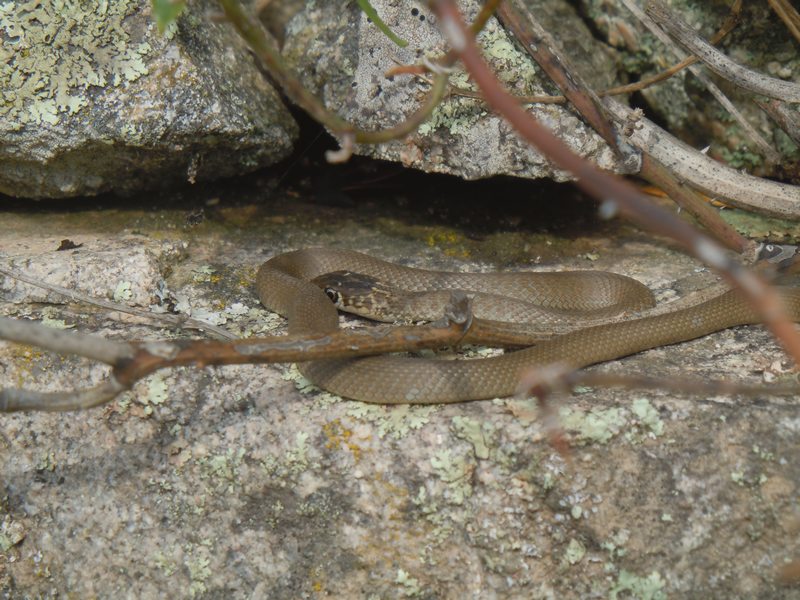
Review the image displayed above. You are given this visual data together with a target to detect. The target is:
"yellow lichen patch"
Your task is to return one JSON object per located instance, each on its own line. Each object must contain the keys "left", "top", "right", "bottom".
{"left": 425, "top": 230, "right": 470, "bottom": 258}
{"left": 322, "top": 418, "right": 363, "bottom": 461}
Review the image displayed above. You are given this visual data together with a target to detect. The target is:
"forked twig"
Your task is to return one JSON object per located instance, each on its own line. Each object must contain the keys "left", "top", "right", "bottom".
{"left": 627, "top": 0, "right": 781, "bottom": 164}
{"left": 647, "top": 0, "right": 800, "bottom": 103}
{"left": 0, "top": 295, "right": 472, "bottom": 412}
{"left": 428, "top": 0, "right": 800, "bottom": 366}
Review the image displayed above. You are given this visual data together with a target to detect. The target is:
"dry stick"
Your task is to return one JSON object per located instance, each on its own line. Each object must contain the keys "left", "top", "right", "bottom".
{"left": 518, "top": 363, "right": 800, "bottom": 402}
{"left": 0, "top": 264, "right": 237, "bottom": 340}
{"left": 0, "top": 295, "right": 474, "bottom": 412}
{"left": 497, "top": 0, "right": 624, "bottom": 162}
{"left": 495, "top": 0, "right": 749, "bottom": 254}
{"left": 625, "top": 0, "right": 781, "bottom": 164}
{"left": 428, "top": 0, "right": 800, "bottom": 366}
{"left": 450, "top": 0, "right": 741, "bottom": 107}
{"left": 647, "top": 0, "right": 800, "bottom": 103}
{"left": 757, "top": 99, "right": 800, "bottom": 146}
{"left": 602, "top": 97, "right": 800, "bottom": 219}
{"left": 638, "top": 154, "right": 752, "bottom": 254}
{"left": 768, "top": 0, "right": 800, "bottom": 44}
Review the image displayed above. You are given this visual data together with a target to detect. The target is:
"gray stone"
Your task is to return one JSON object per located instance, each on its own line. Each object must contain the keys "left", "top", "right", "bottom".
{"left": 1, "top": 192, "right": 798, "bottom": 597}
{"left": 1, "top": 0, "right": 298, "bottom": 198}
{"left": 280, "top": 0, "right": 625, "bottom": 180}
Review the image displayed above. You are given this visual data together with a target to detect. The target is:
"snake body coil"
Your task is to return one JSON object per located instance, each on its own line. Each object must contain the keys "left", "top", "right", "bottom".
{"left": 257, "top": 248, "right": 800, "bottom": 403}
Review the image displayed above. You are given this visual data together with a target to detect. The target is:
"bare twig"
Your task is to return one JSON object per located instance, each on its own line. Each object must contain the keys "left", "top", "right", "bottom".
{"left": 625, "top": 0, "right": 781, "bottom": 164}
{"left": 647, "top": 0, "right": 800, "bottom": 103}
{"left": 603, "top": 97, "right": 800, "bottom": 219}
{"left": 757, "top": 100, "right": 800, "bottom": 146}
{"left": 495, "top": 0, "right": 750, "bottom": 252}
{"left": 450, "top": 0, "right": 742, "bottom": 105}
{"left": 638, "top": 154, "right": 752, "bottom": 254}
{"left": 0, "top": 295, "right": 473, "bottom": 412}
{"left": 518, "top": 362, "right": 800, "bottom": 401}
{"left": 0, "top": 316, "right": 134, "bottom": 365}
{"left": 768, "top": 0, "right": 800, "bottom": 44}
{"left": 428, "top": 0, "right": 800, "bottom": 366}
{"left": 217, "top": 0, "right": 450, "bottom": 151}
{"left": 0, "top": 264, "right": 237, "bottom": 340}
{"left": 496, "top": 0, "right": 622, "bottom": 159}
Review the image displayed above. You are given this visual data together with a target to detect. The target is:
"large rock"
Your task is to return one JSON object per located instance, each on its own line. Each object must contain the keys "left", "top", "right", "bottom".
{"left": 1, "top": 0, "right": 298, "bottom": 198}
{"left": 280, "top": 0, "right": 626, "bottom": 180}
{"left": 1, "top": 186, "right": 798, "bottom": 597}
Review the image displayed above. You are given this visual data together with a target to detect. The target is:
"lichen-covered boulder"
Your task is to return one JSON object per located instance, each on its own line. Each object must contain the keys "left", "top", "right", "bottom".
{"left": 1, "top": 0, "right": 297, "bottom": 198}
{"left": 279, "top": 0, "right": 625, "bottom": 180}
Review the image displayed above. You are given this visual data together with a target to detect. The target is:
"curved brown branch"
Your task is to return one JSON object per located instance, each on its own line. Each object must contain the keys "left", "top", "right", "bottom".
{"left": 218, "top": 0, "right": 449, "bottom": 150}
{"left": 0, "top": 297, "right": 473, "bottom": 412}
{"left": 428, "top": 0, "right": 800, "bottom": 366}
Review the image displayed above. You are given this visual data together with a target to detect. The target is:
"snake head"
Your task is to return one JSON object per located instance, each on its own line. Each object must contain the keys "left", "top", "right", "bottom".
{"left": 311, "top": 271, "right": 395, "bottom": 319}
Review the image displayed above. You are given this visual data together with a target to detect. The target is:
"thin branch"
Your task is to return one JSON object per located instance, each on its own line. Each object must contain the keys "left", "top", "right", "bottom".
{"left": 603, "top": 97, "right": 800, "bottom": 219}
{"left": 0, "top": 264, "right": 237, "bottom": 340}
{"left": 518, "top": 363, "right": 800, "bottom": 403}
{"left": 451, "top": 0, "right": 742, "bottom": 104}
{"left": 647, "top": 0, "right": 800, "bottom": 103}
{"left": 0, "top": 294, "right": 473, "bottom": 412}
{"left": 428, "top": 0, "right": 800, "bottom": 366}
{"left": 625, "top": 0, "right": 781, "bottom": 164}
{"left": 638, "top": 154, "right": 752, "bottom": 254}
{"left": 0, "top": 316, "right": 135, "bottom": 365}
{"left": 497, "top": 0, "right": 621, "bottom": 158}
{"left": 0, "top": 380, "right": 129, "bottom": 413}
{"left": 217, "top": 0, "right": 449, "bottom": 149}
{"left": 495, "top": 0, "right": 749, "bottom": 252}
{"left": 757, "top": 99, "right": 800, "bottom": 146}
{"left": 768, "top": 0, "right": 800, "bottom": 44}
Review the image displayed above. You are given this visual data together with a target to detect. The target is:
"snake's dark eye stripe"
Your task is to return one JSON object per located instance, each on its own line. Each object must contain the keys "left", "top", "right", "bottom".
{"left": 324, "top": 288, "right": 341, "bottom": 304}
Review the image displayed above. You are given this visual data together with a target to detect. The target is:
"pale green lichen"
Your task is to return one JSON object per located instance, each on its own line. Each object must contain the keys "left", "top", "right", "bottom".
{"left": 752, "top": 444, "right": 775, "bottom": 462}
{"left": 601, "top": 529, "right": 630, "bottom": 560}
{"left": 347, "top": 403, "right": 438, "bottom": 439}
{"left": 627, "top": 398, "right": 665, "bottom": 440}
{"left": 609, "top": 570, "right": 667, "bottom": 600}
{"left": 394, "top": 569, "right": 421, "bottom": 597}
{"left": 198, "top": 447, "right": 246, "bottom": 493}
{"left": 142, "top": 372, "right": 169, "bottom": 415}
{"left": 560, "top": 406, "right": 626, "bottom": 445}
{"left": 478, "top": 21, "right": 538, "bottom": 88}
{"left": 450, "top": 416, "right": 493, "bottom": 460}
{"left": 261, "top": 431, "right": 313, "bottom": 478}
{"left": 152, "top": 550, "right": 178, "bottom": 577}
{"left": 0, "top": 518, "right": 25, "bottom": 552}
{"left": 564, "top": 538, "right": 586, "bottom": 565}
{"left": 186, "top": 553, "right": 212, "bottom": 598}
{"left": 1, "top": 0, "right": 153, "bottom": 128}
{"left": 430, "top": 449, "right": 473, "bottom": 505}
{"left": 410, "top": 486, "right": 453, "bottom": 546}
{"left": 417, "top": 91, "right": 486, "bottom": 137}
{"left": 191, "top": 266, "right": 218, "bottom": 284}
{"left": 113, "top": 281, "right": 133, "bottom": 302}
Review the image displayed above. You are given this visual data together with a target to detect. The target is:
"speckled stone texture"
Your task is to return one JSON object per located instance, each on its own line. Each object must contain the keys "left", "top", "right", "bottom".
{"left": 1, "top": 184, "right": 799, "bottom": 598}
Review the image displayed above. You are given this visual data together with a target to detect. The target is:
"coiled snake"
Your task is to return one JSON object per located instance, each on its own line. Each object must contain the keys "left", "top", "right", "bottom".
{"left": 257, "top": 248, "right": 800, "bottom": 403}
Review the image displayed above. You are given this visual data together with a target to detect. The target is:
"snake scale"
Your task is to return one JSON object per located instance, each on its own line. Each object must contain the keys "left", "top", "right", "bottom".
{"left": 257, "top": 248, "right": 800, "bottom": 403}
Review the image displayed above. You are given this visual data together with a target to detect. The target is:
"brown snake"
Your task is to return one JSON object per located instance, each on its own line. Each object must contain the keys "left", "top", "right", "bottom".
{"left": 257, "top": 248, "right": 800, "bottom": 403}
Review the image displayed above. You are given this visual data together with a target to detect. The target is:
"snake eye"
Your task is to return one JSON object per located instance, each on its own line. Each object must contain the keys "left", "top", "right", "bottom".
{"left": 324, "top": 287, "right": 341, "bottom": 304}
